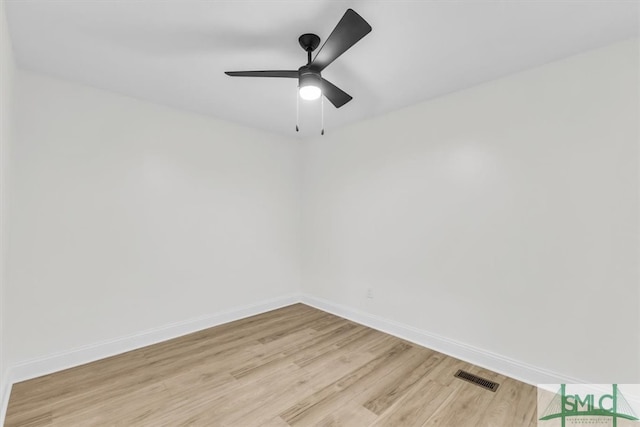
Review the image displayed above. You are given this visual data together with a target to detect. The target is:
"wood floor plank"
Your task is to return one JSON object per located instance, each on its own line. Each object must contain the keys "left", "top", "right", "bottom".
{"left": 372, "top": 379, "right": 456, "bottom": 427}
{"left": 229, "top": 350, "right": 378, "bottom": 426}
{"left": 51, "top": 380, "right": 170, "bottom": 426}
{"left": 293, "top": 326, "right": 388, "bottom": 372}
{"left": 422, "top": 380, "right": 500, "bottom": 427}
{"left": 475, "top": 377, "right": 537, "bottom": 427}
{"left": 255, "top": 416, "right": 290, "bottom": 427}
{"left": 316, "top": 403, "right": 378, "bottom": 426}
{"left": 166, "top": 362, "right": 306, "bottom": 425}
{"left": 230, "top": 322, "right": 360, "bottom": 380}
{"left": 5, "top": 304, "right": 538, "bottom": 427}
{"left": 280, "top": 343, "right": 423, "bottom": 425}
{"left": 363, "top": 349, "right": 444, "bottom": 415}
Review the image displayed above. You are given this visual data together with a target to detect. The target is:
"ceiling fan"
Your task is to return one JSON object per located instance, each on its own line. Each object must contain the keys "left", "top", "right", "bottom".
{"left": 225, "top": 9, "right": 372, "bottom": 111}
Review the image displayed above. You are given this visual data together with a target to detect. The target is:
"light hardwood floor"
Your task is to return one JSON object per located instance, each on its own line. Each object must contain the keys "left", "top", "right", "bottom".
{"left": 5, "top": 304, "right": 538, "bottom": 426}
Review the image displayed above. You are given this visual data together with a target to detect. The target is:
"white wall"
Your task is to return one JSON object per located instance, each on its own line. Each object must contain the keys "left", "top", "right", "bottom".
{"left": 302, "top": 39, "right": 640, "bottom": 383}
{"left": 0, "top": 0, "right": 16, "bottom": 412}
{"left": 7, "top": 71, "right": 301, "bottom": 367}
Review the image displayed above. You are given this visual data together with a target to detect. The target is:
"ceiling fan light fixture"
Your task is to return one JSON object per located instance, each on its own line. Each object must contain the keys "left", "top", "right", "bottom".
{"left": 299, "top": 84, "right": 321, "bottom": 100}
{"left": 299, "top": 71, "right": 322, "bottom": 101}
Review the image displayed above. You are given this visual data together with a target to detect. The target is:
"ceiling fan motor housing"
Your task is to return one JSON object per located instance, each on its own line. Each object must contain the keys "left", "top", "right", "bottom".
{"left": 298, "top": 66, "right": 322, "bottom": 88}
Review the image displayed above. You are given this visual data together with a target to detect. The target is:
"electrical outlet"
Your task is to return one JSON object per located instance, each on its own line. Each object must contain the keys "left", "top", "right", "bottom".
{"left": 366, "top": 288, "right": 374, "bottom": 299}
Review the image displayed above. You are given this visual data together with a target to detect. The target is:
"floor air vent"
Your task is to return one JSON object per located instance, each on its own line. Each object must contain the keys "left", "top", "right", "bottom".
{"left": 454, "top": 369, "right": 500, "bottom": 392}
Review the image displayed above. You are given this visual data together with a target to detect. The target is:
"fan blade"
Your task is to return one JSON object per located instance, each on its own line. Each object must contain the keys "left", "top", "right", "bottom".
{"left": 321, "top": 79, "right": 352, "bottom": 108}
{"left": 311, "top": 9, "right": 371, "bottom": 72}
{"left": 225, "top": 70, "right": 298, "bottom": 78}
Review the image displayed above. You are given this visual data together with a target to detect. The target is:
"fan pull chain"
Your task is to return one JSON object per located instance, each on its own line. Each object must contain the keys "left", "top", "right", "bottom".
{"left": 296, "top": 88, "right": 299, "bottom": 132}
{"left": 321, "top": 95, "right": 325, "bottom": 136}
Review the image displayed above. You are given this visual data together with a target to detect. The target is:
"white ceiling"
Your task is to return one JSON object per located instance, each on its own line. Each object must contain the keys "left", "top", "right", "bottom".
{"left": 6, "top": 1, "right": 639, "bottom": 137}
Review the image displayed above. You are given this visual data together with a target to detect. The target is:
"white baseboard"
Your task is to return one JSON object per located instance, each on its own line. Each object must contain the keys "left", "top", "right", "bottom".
{"left": 8, "top": 293, "right": 301, "bottom": 386}
{"left": 299, "top": 293, "right": 587, "bottom": 386}
{"left": 1, "top": 369, "right": 12, "bottom": 427}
